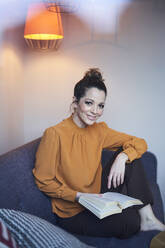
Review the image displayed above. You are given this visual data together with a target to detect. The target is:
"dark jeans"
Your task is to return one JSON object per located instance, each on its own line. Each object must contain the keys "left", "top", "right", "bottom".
{"left": 57, "top": 149, "right": 153, "bottom": 238}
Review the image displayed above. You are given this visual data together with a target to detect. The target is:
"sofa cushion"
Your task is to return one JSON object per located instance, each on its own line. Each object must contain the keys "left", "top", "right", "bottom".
{"left": 0, "top": 209, "right": 94, "bottom": 248}
{"left": 0, "top": 219, "right": 18, "bottom": 248}
{"left": 0, "top": 139, "right": 57, "bottom": 225}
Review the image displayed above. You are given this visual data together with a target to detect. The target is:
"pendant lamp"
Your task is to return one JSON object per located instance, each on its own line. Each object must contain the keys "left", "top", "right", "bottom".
{"left": 43, "top": 0, "right": 78, "bottom": 13}
{"left": 24, "top": 3, "right": 64, "bottom": 50}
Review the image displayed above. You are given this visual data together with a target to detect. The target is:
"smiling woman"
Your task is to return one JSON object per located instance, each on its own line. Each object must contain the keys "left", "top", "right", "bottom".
{"left": 71, "top": 69, "right": 106, "bottom": 127}
{"left": 33, "top": 68, "right": 165, "bottom": 239}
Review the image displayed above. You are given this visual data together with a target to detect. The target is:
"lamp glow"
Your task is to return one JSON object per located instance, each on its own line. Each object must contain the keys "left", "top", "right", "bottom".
{"left": 24, "top": 3, "right": 64, "bottom": 49}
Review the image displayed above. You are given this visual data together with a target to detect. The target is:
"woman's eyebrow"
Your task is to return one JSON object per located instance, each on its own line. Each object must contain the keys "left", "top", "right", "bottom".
{"left": 85, "top": 98, "right": 94, "bottom": 101}
{"left": 85, "top": 98, "right": 105, "bottom": 104}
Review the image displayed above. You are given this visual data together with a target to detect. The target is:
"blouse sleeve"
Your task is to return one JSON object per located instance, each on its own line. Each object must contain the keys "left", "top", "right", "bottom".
{"left": 33, "top": 127, "right": 77, "bottom": 202}
{"left": 101, "top": 122, "right": 148, "bottom": 162}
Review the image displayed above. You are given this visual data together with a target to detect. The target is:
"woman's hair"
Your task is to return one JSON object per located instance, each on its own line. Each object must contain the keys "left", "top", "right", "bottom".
{"left": 73, "top": 68, "right": 107, "bottom": 102}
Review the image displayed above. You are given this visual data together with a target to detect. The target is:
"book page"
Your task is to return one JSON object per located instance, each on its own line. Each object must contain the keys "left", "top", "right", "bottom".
{"left": 102, "top": 192, "right": 143, "bottom": 209}
{"left": 79, "top": 197, "right": 122, "bottom": 219}
{"left": 79, "top": 195, "right": 117, "bottom": 210}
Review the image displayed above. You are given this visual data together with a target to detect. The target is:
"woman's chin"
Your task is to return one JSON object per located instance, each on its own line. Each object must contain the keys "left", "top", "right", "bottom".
{"left": 85, "top": 119, "right": 96, "bottom": 126}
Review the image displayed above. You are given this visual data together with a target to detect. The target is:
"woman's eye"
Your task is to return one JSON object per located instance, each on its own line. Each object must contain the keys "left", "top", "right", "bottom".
{"left": 85, "top": 101, "right": 92, "bottom": 105}
{"left": 99, "top": 104, "right": 104, "bottom": 109}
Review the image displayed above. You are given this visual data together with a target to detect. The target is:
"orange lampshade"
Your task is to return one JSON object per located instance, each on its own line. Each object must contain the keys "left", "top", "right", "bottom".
{"left": 24, "top": 3, "right": 64, "bottom": 49}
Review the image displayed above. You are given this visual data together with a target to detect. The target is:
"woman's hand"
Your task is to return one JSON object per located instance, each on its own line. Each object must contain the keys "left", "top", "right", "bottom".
{"left": 107, "top": 152, "right": 128, "bottom": 189}
{"left": 76, "top": 192, "right": 102, "bottom": 202}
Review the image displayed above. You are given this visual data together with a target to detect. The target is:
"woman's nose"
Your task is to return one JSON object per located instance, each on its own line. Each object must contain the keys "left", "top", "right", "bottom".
{"left": 91, "top": 105, "right": 97, "bottom": 114}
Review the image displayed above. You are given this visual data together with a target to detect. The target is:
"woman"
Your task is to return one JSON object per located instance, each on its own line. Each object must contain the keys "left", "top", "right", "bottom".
{"left": 33, "top": 68, "right": 165, "bottom": 238}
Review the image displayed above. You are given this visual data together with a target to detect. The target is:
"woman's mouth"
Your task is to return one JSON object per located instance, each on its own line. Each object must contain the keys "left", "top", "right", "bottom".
{"left": 87, "top": 115, "right": 97, "bottom": 121}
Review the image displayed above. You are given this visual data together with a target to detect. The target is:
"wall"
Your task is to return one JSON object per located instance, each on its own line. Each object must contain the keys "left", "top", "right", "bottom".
{"left": 0, "top": 0, "right": 165, "bottom": 209}
{"left": 0, "top": 43, "right": 24, "bottom": 154}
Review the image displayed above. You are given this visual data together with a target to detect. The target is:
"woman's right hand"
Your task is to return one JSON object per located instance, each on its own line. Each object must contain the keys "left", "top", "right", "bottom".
{"left": 76, "top": 192, "right": 102, "bottom": 202}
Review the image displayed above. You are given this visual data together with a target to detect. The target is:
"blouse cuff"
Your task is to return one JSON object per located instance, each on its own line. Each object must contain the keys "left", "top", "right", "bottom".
{"left": 59, "top": 187, "right": 77, "bottom": 202}
{"left": 123, "top": 147, "right": 138, "bottom": 163}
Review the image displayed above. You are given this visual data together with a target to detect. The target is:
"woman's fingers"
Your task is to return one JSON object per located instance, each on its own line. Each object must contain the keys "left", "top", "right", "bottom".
{"left": 107, "top": 159, "right": 126, "bottom": 189}
{"left": 121, "top": 173, "right": 124, "bottom": 185}
{"left": 116, "top": 175, "right": 121, "bottom": 187}
{"left": 107, "top": 174, "right": 112, "bottom": 189}
{"left": 108, "top": 172, "right": 124, "bottom": 189}
{"left": 112, "top": 174, "right": 121, "bottom": 188}
{"left": 112, "top": 174, "right": 117, "bottom": 188}
{"left": 108, "top": 173, "right": 118, "bottom": 189}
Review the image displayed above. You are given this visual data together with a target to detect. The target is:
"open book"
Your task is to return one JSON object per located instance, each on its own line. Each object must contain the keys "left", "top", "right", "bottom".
{"left": 78, "top": 192, "right": 143, "bottom": 219}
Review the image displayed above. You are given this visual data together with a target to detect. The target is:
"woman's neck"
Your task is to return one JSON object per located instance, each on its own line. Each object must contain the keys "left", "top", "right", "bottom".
{"left": 72, "top": 113, "right": 87, "bottom": 128}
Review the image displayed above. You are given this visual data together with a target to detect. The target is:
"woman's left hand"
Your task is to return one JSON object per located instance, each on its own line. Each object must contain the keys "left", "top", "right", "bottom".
{"left": 107, "top": 152, "right": 128, "bottom": 189}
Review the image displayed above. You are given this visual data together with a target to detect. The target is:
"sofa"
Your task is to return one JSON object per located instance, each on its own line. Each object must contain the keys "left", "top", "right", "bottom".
{"left": 0, "top": 138, "right": 164, "bottom": 248}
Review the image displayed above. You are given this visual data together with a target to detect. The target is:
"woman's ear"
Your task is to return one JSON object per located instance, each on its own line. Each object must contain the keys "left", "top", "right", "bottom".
{"left": 70, "top": 96, "right": 78, "bottom": 114}
{"left": 72, "top": 96, "right": 78, "bottom": 104}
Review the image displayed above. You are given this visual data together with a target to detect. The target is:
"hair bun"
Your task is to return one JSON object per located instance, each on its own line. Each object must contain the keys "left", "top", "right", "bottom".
{"left": 84, "top": 68, "right": 103, "bottom": 81}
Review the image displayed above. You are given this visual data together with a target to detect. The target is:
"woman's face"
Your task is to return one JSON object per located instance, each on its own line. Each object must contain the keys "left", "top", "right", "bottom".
{"left": 73, "top": 87, "right": 106, "bottom": 128}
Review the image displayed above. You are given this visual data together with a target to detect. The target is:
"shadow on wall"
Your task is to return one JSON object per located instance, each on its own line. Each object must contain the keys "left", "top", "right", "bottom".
{"left": 2, "top": 23, "right": 29, "bottom": 60}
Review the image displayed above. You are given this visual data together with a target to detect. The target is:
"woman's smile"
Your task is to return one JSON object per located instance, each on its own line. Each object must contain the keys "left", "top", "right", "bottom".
{"left": 87, "top": 115, "right": 97, "bottom": 121}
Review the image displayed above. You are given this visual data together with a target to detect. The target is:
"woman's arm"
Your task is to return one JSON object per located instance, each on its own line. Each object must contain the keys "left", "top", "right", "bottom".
{"left": 101, "top": 122, "right": 147, "bottom": 188}
{"left": 102, "top": 122, "right": 148, "bottom": 162}
{"left": 33, "top": 128, "right": 77, "bottom": 202}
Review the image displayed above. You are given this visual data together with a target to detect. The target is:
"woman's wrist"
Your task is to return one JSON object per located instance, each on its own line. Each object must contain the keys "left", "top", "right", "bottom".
{"left": 117, "top": 152, "right": 128, "bottom": 162}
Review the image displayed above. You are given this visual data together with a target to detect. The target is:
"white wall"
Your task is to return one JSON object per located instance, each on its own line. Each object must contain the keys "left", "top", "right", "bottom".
{"left": 0, "top": 0, "right": 165, "bottom": 208}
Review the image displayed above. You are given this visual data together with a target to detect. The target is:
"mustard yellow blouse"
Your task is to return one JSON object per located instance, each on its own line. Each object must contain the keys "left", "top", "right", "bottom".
{"left": 33, "top": 116, "right": 147, "bottom": 218}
